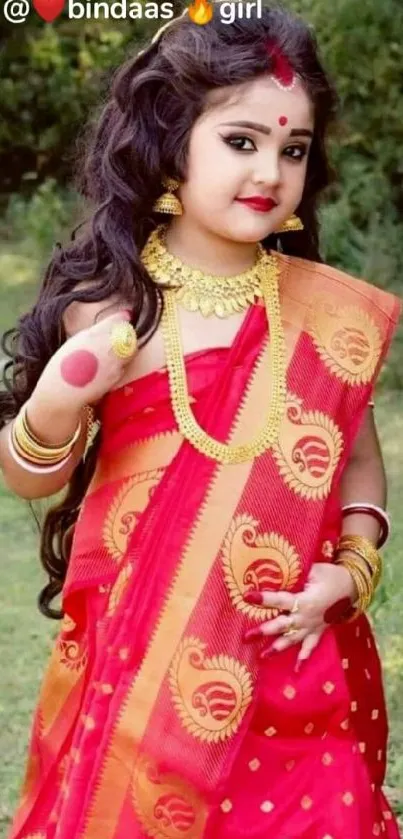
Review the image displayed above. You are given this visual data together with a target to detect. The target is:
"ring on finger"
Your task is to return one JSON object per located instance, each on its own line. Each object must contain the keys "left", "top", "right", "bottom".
{"left": 110, "top": 322, "right": 138, "bottom": 359}
{"left": 290, "top": 597, "right": 299, "bottom": 614}
{"left": 283, "top": 619, "right": 299, "bottom": 637}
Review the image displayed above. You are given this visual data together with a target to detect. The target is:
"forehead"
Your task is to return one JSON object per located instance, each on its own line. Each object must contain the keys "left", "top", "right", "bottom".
{"left": 203, "top": 75, "right": 314, "bottom": 129}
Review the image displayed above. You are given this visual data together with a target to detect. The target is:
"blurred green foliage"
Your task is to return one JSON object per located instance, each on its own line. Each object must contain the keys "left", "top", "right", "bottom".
{"left": 293, "top": 0, "right": 403, "bottom": 213}
{"left": 0, "top": 18, "right": 146, "bottom": 196}
{"left": 0, "top": 2, "right": 184, "bottom": 196}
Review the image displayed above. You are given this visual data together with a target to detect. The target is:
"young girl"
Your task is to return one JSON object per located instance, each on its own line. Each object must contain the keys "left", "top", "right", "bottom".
{"left": 1, "top": 5, "right": 401, "bottom": 838}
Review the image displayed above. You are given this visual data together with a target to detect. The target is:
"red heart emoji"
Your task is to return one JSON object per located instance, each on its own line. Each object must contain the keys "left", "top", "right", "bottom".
{"left": 33, "top": 0, "right": 65, "bottom": 21}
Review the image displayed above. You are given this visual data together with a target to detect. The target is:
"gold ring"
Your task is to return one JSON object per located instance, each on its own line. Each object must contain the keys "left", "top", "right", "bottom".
{"left": 283, "top": 619, "right": 299, "bottom": 637}
{"left": 110, "top": 322, "right": 137, "bottom": 359}
{"left": 290, "top": 597, "right": 299, "bottom": 614}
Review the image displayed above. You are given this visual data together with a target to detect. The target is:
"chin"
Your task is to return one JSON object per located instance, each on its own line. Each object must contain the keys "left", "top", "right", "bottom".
{"left": 227, "top": 221, "right": 277, "bottom": 244}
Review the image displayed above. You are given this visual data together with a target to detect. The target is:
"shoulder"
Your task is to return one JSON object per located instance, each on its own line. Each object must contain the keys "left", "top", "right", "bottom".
{"left": 276, "top": 252, "right": 401, "bottom": 328}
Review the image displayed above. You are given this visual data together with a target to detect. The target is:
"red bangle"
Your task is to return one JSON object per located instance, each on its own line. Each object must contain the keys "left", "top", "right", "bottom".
{"left": 341, "top": 505, "right": 389, "bottom": 548}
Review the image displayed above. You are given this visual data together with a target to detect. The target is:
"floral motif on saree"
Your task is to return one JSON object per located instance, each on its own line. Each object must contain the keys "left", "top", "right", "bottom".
{"left": 169, "top": 637, "right": 253, "bottom": 742}
{"left": 103, "top": 469, "right": 166, "bottom": 562}
{"left": 308, "top": 298, "right": 383, "bottom": 385}
{"left": 131, "top": 755, "right": 207, "bottom": 839}
{"left": 272, "top": 392, "right": 344, "bottom": 500}
{"left": 222, "top": 516, "right": 302, "bottom": 620}
{"left": 37, "top": 616, "right": 88, "bottom": 737}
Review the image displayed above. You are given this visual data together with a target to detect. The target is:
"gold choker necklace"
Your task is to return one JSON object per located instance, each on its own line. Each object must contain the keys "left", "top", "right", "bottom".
{"left": 140, "top": 224, "right": 286, "bottom": 464}
{"left": 141, "top": 224, "right": 265, "bottom": 317}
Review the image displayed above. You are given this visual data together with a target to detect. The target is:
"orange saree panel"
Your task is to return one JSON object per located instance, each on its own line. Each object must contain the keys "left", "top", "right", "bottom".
{"left": 8, "top": 253, "right": 401, "bottom": 839}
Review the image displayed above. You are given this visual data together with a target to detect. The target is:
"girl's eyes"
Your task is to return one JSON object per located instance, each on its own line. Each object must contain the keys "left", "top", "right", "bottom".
{"left": 222, "top": 134, "right": 308, "bottom": 161}
{"left": 224, "top": 135, "right": 256, "bottom": 152}
{"left": 283, "top": 144, "right": 308, "bottom": 161}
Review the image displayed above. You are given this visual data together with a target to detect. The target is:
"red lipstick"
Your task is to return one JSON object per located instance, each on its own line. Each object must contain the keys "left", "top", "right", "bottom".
{"left": 235, "top": 196, "right": 278, "bottom": 213}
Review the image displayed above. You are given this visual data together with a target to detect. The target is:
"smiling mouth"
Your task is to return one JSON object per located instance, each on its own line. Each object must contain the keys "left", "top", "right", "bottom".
{"left": 235, "top": 197, "right": 278, "bottom": 213}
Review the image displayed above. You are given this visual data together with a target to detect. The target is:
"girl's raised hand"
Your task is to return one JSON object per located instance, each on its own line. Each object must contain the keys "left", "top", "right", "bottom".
{"left": 31, "top": 309, "right": 136, "bottom": 413}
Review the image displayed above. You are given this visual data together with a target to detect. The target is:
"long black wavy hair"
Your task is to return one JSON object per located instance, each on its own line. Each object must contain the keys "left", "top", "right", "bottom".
{"left": 0, "top": 3, "right": 338, "bottom": 618}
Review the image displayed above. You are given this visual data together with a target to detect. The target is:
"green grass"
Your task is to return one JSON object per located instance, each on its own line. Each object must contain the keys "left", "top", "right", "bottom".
{"left": 0, "top": 251, "right": 39, "bottom": 343}
{"left": 0, "top": 489, "right": 56, "bottom": 836}
{"left": 0, "top": 394, "right": 402, "bottom": 836}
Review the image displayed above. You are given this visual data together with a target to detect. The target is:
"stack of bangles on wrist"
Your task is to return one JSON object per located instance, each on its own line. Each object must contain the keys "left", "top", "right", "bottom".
{"left": 333, "top": 533, "right": 384, "bottom": 622}
{"left": 8, "top": 403, "right": 94, "bottom": 474}
{"left": 341, "top": 502, "right": 390, "bottom": 548}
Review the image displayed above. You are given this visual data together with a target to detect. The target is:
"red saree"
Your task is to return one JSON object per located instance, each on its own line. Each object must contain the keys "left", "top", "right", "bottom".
{"left": 9, "top": 253, "right": 401, "bottom": 839}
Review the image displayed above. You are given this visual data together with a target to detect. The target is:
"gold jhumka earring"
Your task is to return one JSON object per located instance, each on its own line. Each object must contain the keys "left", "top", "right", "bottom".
{"left": 277, "top": 214, "right": 304, "bottom": 233}
{"left": 152, "top": 176, "right": 183, "bottom": 216}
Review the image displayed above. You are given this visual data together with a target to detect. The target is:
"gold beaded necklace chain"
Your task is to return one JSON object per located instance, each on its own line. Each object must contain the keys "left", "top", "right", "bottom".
{"left": 141, "top": 225, "right": 287, "bottom": 464}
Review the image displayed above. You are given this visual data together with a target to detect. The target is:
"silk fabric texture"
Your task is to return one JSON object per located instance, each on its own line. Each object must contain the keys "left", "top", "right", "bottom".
{"left": 9, "top": 253, "right": 401, "bottom": 839}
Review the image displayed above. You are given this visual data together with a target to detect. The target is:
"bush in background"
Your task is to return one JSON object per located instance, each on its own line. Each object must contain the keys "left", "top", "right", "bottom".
{"left": 0, "top": 4, "right": 182, "bottom": 196}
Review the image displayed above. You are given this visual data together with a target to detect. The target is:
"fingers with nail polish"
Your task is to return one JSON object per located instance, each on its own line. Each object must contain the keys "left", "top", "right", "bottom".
{"left": 243, "top": 591, "right": 264, "bottom": 606}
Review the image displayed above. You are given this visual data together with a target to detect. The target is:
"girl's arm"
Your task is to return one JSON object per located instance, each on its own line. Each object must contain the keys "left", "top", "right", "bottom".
{"left": 331, "top": 407, "right": 386, "bottom": 604}
{"left": 0, "top": 298, "right": 134, "bottom": 500}
{"left": 340, "top": 406, "right": 387, "bottom": 545}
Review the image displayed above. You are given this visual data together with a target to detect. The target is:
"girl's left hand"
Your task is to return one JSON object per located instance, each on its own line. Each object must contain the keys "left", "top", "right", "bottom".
{"left": 243, "top": 562, "right": 357, "bottom": 671}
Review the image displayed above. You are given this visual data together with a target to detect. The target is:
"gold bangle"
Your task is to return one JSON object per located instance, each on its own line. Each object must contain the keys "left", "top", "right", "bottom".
{"left": 23, "top": 403, "right": 82, "bottom": 450}
{"left": 335, "top": 551, "right": 374, "bottom": 601}
{"left": 12, "top": 403, "right": 82, "bottom": 465}
{"left": 22, "top": 404, "right": 75, "bottom": 450}
{"left": 12, "top": 425, "right": 71, "bottom": 461}
{"left": 335, "top": 557, "right": 373, "bottom": 612}
{"left": 338, "top": 534, "right": 378, "bottom": 556}
{"left": 337, "top": 548, "right": 380, "bottom": 584}
{"left": 11, "top": 425, "right": 70, "bottom": 466}
{"left": 11, "top": 432, "right": 70, "bottom": 467}
{"left": 17, "top": 403, "right": 81, "bottom": 451}
{"left": 335, "top": 555, "right": 374, "bottom": 622}
{"left": 337, "top": 535, "right": 383, "bottom": 589}
{"left": 13, "top": 424, "right": 73, "bottom": 462}
{"left": 344, "top": 549, "right": 382, "bottom": 590}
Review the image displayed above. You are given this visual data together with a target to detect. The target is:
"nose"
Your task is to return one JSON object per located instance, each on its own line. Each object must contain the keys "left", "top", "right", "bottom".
{"left": 252, "top": 153, "right": 281, "bottom": 189}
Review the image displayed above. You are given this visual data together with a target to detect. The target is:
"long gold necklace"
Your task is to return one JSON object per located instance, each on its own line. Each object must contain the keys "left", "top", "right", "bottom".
{"left": 141, "top": 225, "right": 286, "bottom": 464}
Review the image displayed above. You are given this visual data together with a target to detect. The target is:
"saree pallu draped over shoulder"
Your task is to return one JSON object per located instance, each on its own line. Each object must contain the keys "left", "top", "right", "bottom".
{"left": 9, "top": 254, "right": 401, "bottom": 839}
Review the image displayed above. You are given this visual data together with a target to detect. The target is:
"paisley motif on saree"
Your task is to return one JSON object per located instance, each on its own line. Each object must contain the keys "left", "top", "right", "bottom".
{"left": 9, "top": 254, "right": 401, "bottom": 839}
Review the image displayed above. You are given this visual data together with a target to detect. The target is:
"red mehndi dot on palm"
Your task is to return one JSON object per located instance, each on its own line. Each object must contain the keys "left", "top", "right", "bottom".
{"left": 61, "top": 350, "right": 99, "bottom": 387}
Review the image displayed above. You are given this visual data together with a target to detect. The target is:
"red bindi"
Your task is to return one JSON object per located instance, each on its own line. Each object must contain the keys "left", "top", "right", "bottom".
{"left": 60, "top": 349, "right": 99, "bottom": 388}
{"left": 279, "top": 116, "right": 288, "bottom": 127}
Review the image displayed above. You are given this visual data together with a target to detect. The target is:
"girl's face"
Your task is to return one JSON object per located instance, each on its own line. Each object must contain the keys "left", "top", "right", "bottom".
{"left": 180, "top": 75, "right": 314, "bottom": 243}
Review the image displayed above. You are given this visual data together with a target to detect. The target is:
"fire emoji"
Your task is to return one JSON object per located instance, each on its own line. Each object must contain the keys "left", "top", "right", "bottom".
{"left": 188, "top": 0, "right": 214, "bottom": 25}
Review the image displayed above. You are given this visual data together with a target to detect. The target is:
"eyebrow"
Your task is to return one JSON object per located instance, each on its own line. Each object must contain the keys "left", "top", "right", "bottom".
{"left": 219, "top": 120, "right": 313, "bottom": 138}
